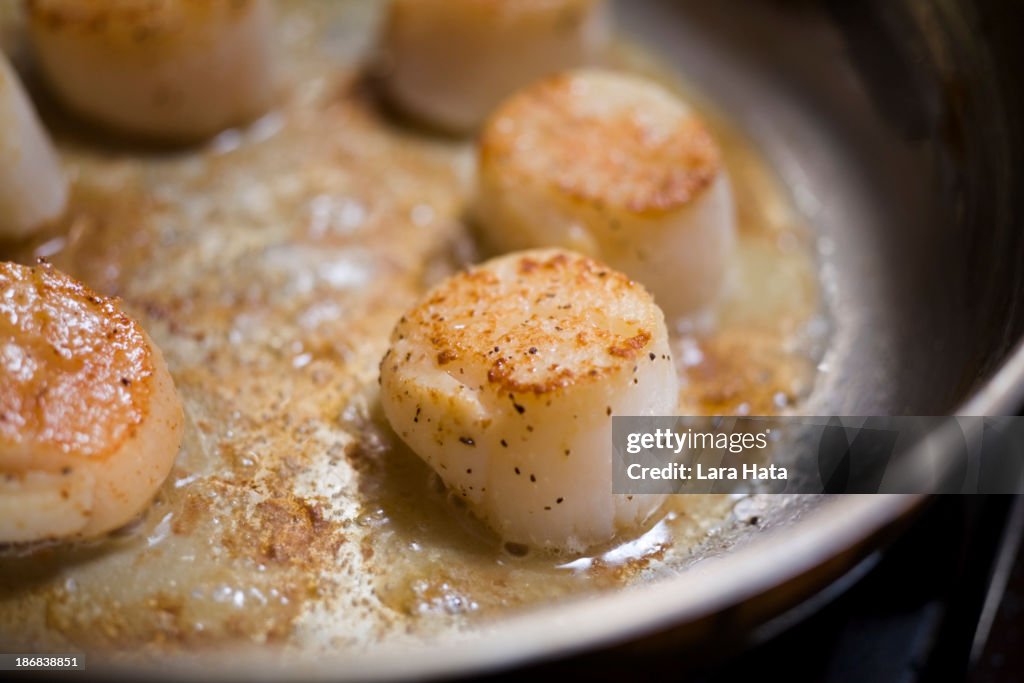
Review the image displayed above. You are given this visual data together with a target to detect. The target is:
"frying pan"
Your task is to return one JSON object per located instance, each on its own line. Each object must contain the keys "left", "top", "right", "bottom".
{"left": 15, "top": 0, "right": 1024, "bottom": 678}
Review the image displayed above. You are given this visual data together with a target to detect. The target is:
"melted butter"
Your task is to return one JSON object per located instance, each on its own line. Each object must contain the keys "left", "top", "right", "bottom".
{"left": 0, "top": 1, "right": 826, "bottom": 655}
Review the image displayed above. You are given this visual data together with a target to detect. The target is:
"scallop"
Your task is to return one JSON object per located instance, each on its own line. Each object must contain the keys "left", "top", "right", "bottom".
{"left": 379, "top": 248, "right": 677, "bottom": 552}
{"left": 25, "top": 0, "right": 274, "bottom": 141}
{"left": 0, "top": 52, "right": 67, "bottom": 239}
{"left": 477, "top": 69, "right": 737, "bottom": 319}
{"left": 0, "top": 261, "right": 184, "bottom": 542}
{"left": 378, "top": 0, "right": 611, "bottom": 133}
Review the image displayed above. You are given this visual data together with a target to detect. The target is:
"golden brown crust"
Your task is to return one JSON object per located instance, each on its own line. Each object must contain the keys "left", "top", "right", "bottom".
{"left": 390, "top": 249, "right": 659, "bottom": 396}
{"left": 390, "top": 0, "right": 600, "bottom": 20}
{"left": 0, "top": 261, "right": 154, "bottom": 462}
{"left": 480, "top": 71, "right": 721, "bottom": 215}
{"left": 25, "top": 0, "right": 256, "bottom": 46}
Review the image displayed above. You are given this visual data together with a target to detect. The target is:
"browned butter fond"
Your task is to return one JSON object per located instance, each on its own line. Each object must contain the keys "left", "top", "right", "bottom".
{"left": 0, "top": 0, "right": 825, "bottom": 655}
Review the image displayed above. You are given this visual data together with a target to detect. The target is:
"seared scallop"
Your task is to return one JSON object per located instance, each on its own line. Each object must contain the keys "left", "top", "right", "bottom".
{"left": 477, "top": 69, "right": 736, "bottom": 318}
{"left": 379, "top": 248, "right": 677, "bottom": 552}
{"left": 0, "top": 261, "right": 184, "bottom": 543}
{"left": 0, "top": 52, "right": 67, "bottom": 239}
{"left": 378, "top": 0, "right": 611, "bottom": 133}
{"left": 26, "top": 0, "right": 274, "bottom": 141}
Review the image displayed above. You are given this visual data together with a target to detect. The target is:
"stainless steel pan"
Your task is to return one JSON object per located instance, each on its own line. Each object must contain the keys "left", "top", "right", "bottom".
{"left": 172, "top": 0, "right": 1024, "bottom": 678}
{"left": 16, "top": 0, "right": 1024, "bottom": 678}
